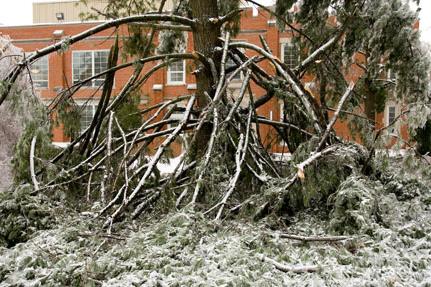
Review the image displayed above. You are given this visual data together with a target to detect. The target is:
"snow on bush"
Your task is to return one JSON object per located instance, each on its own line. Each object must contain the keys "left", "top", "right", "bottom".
{"left": 0, "top": 35, "right": 50, "bottom": 190}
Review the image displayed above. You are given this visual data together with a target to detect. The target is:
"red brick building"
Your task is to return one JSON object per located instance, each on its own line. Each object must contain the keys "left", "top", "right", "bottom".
{"left": 0, "top": 5, "right": 406, "bottom": 151}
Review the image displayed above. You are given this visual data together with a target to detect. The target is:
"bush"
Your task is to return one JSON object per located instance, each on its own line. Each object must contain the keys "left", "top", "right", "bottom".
{"left": 0, "top": 185, "right": 54, "bottom": 247}
{"left": 328, "top": 176, "right": 379, "bottom": 234}
{"left": 284, "top": 142, "right": 368, "bottom": 213}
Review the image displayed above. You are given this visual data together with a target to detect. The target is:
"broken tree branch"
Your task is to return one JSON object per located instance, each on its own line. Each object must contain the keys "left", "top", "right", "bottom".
{"left": 277, "top": 233, "right": 350, "bottom": 242}
{"left": 30, "top": 136, "right": 39, "bottom": 191}
{"left": 258, "top": 254, "right": 319, "bottom": 273}
{"left": 316, "top": 81, "right": 355, "bottom": 151}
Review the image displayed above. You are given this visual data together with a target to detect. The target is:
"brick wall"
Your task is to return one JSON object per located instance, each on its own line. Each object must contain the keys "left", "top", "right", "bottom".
{"left": 0, "top": 7, "right": 405, "bottom": 153}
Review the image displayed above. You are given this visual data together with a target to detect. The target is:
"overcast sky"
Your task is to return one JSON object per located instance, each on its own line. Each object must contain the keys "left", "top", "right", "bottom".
{"left": 0, "top": 0, "right": 430, "bottom": 44}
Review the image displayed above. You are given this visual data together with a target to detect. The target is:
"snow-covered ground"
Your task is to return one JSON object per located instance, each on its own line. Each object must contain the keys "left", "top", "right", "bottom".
{"left": 1, "top": 158, "right": 430, "bottom": 286}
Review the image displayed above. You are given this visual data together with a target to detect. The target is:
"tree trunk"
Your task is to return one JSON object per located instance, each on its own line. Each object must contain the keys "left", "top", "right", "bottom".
{"left": 189, "top": 0, "right": 221, "bottom": 157}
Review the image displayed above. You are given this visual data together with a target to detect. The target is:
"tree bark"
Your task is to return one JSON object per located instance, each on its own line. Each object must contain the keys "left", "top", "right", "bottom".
{"left": 189, "top": 0, "right": 221, "bottom": 157}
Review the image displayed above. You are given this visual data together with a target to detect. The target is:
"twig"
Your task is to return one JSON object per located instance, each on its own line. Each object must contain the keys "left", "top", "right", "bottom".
{"left": 115, "top": 116, "right": 129, "bottom": 200}
{"left": 278, "top": 233, "right": 350, "bottom": 242}
{"left": 30, "top": 136, "right": 39, "bottom": 191}
{"left": 101, "top": 111, "right": 115, "bottom": 204}
{"left": 296, "top": 145, "right": 339, "bottom": 181}
{"left": 79, "top": 232, "right": 127, "bottom": 241}
{"left": 87, "top": 170, "right": 93, "bottom": 202}
{"left": 255, "top": 117, "right": 313, "bottom": 137}
{"left": 223, "top": 69, "right": 252, "bottom": 124}
{"left": 258, "top": 254, "right": 319, "bottom": 273}
{"left": 176, "top": 186, "right": 189, "bottom": 209}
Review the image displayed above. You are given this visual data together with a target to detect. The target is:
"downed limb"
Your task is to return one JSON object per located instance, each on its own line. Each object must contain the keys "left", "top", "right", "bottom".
{"left": 5, "top": 3, "right": 416, "bottom": 230}
{"left": 295, "top": 145, "right": 339, "bottom": 182}
{"left": 277, "top": 233, "right": 350, "bottom": 242}
{"left": 257, "top": 254, "right": 319, "bottom": 273}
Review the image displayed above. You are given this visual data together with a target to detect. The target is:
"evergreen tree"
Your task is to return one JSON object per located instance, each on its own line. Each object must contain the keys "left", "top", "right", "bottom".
{"left": 272, "top": 0, "right": 430, "bottom": 135}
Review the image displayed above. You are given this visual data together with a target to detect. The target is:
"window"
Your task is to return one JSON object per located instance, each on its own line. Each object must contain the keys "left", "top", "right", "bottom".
{"left": 72, "top": 50, "right": 109, "bottom": 87}
{"left": 252, "top": 6, "right": 258, "bottom": 17}
{"left": 386, "top": 104, "right": 398, "bottom": 135}
{"left": 29, "top": 55, "right": 48, "bottom": 88}
{"left": 79, "top": 104, "right": 96, "bottom": 134}
{"left": 279, "top": 101, "right": 284, "bottom": 122}
{"left": 168, "top": 111, "right": 184, "bottom": 129}
{"left": 281, "top": 42, "right": 300, "bottom": 69}
{"left": 226, "top": 57, "right": 242, "bottom": 81}
{"left": 167, "top": 60, "right": 185, "bottom": 85}
{"left": 388, "top": 106, "right": 396, "bottom": 124}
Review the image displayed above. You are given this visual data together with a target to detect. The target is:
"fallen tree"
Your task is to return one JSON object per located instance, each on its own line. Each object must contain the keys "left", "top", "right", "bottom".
{"left": 0, "top": 0, "right": 429, "bottom": 229}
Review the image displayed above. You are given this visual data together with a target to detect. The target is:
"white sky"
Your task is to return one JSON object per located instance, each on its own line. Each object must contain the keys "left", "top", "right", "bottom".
{"left": 0, "top": 0, "right": 430, "bottom": 44}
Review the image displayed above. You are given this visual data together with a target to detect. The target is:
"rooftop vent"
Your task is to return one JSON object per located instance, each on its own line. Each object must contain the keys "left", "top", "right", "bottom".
{"left": 55, "top": 12, "right": 64, "bottom": 21}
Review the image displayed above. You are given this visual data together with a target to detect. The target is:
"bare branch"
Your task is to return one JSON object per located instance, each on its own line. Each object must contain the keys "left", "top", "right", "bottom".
{"left": 258, "top": 254, "right": 319, "bottom": 273}
{"left": 30, "top": 136, "right": 39, "bottom": 191}
{"left": 316, "top": 81, "right": 355, "bottom": 151}
{"left": 277, "top": 233, "right": 350, "bottom": 242}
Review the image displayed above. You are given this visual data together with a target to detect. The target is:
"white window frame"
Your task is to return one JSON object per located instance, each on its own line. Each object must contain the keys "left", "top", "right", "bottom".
{"left": 252, "top": 5, "right": 258, "bottom": 17}
{"left": 76, "top": 101, "right": 97, "bottom": 134}
{"left": 167, "top": 60, "right": 186, "bottom": 86}
{"left": 72, "top": 50, "right": 110, "bottom": 88}
{"left": 385, "top": 101, "right": 400, "bottom": 136}
{"left": 280, "top": 39, "right": 300, "bottom": 70}
{"left": 167, "top": 105, "right": 191, "bottom": 152}
{"left": 167, "top": 111, "right": 184, "bottom": 129}
{"left": 27, "top": 53, "right": 49, "bottom": 89}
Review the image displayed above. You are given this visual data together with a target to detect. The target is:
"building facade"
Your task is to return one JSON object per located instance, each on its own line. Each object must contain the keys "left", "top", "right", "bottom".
{"left": 32, "top": 0, "right": 175, "bottom": 23}
{"left": 0, "top": 2, "right": 406, "bottom": 152}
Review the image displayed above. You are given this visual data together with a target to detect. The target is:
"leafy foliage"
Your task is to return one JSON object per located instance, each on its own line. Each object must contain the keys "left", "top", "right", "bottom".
{"left": 276, "top": 0, "right": 429, "bottom": 138}
{"left": 55, "top": 97, "right": 81, "bottom": 139}
{"left": 12, "top": 120, "right": 55, "bottom": 185}
{"left": 0, "top": 185, "right": 54, "bottom": 248}
{"left": 114, "top": 91, "right": 143, "bottom": 132}
{"left": 328, "top": 175, "right": 380, "bottom": 234}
